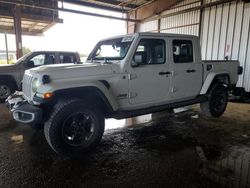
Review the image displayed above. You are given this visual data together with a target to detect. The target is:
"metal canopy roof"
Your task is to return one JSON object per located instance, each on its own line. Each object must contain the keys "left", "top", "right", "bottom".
{"left": 63, "top": 0, "right": 155, "bottom": 13}
{"left": 0, "top": 0, "right": 155, "bottom": 36}
{"left": 0, "top": 17, "right": 60, "bottom": 36}
{"left": 0, "top": 0, "right": 63, "bottom": 36}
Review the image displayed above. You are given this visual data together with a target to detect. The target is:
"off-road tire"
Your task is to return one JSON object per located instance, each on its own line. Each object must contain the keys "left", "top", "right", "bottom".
{"left": 0, "top": 80, "right": 16, "bottom": 102}
{"left": 200, "top": 83, "right": 228, "bottom": 117}
{"left": 44, "top": 99, "right": 104, "bottom": 156}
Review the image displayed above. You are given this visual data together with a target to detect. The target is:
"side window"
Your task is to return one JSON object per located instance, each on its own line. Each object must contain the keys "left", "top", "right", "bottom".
{"left": 173, "top": 40, "right": 193, "bottom": 63}
{"left": 59, "top": 53, "right": 76, "bottom": 63}
{"left": 30, "top": 54, "right": 45, "bottom": 66}
{"left": 134, "top": 39, "right": 165, "bottom": 65}
{"left": 30, "top": 53, "right": 55, "bottom": 67}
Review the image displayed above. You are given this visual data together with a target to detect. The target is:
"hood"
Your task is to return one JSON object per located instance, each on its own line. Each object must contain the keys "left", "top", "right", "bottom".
{"left": 27, "top": 63, "right": 117, "bottom": 79}
{"left": 0, "top": 64, "right": 19, "bottom": 71}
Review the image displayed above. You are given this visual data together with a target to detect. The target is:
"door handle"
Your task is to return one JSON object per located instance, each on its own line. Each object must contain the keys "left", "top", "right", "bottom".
{"left": 186, "top": 69, "right": 196, "bottom": 73}
{"left": 159, "top": 71, "right": 171, "bottom": 75}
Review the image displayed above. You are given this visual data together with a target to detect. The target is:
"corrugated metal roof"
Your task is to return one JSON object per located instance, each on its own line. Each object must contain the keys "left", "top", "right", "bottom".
{"left": 63, "top": 0, "right": 155, "bottom": 12}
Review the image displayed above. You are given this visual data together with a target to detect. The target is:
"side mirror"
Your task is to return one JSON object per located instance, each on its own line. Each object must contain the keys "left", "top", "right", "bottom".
{"left": 132, "top": 54, "right": 143, "bottom": 67}
{"left": 25, "top": 60, "right": 35, "bottom": 68}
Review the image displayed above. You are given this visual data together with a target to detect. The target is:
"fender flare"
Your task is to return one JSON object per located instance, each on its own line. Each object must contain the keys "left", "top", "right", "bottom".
{"left": 0, "top": 75, "right": 17, "bottom": 88}
{"left": 200, "top": 72, "right": 230, "bottom": 95}
{"left": 52, "top": 86, "right": 116, "bottom": 115}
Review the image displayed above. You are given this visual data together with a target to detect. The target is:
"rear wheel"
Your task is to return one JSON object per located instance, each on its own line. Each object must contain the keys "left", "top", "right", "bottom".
{"left": 200, "top": 83, "right": 228, "bottom": 117}
{"left": 0, "top": 81, "right": 16, "bottom": 102}
{"left": 44, "top": 99, "right": 104, "bottom": 156}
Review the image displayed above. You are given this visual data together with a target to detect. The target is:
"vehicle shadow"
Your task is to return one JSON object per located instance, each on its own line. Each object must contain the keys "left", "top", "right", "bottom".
{"left": 229, "top": 96, "right": 250, "bottom": 104}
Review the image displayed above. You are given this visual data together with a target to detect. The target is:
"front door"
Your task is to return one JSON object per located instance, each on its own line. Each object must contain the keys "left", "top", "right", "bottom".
{"left": 170, "top": 39, "right": 203, "bottom": 100}
{"left": 128, "top": 38, "right": 171, "bottom": 106}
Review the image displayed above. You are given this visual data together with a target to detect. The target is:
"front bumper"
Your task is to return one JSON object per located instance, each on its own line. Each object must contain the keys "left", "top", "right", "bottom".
{"left": 6, "top": 92, "right": 43, "bottom": 125}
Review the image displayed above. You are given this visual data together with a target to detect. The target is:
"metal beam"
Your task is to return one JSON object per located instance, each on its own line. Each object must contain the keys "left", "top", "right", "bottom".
{"left": 0, "top": 0, "right": 139, "bottom": 22}
{"left": 0, "top": 6, "right": 63, "bottom": 24}
{"left": 84, "top": 0, "right": 138, "bottom": 9}
{"left": 57, "top": 6, "right": 139, "bottom": 22}
{"left": 0, "top": 28, "right": 44, "bottom": 36}
{"left": 13, "top": 5, "right": 22, "bottom": 59}
{"left": 62, "top": 0, "right": 130, "bottom": 12}
{"left": 0, "top": 21, "right": 57, "bottom": 36}
{"left": 117, "top": 0, "right": 135, "bottom": 7}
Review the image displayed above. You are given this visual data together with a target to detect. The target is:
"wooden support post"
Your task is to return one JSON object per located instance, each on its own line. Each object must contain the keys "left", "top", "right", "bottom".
{"left": 198, "top": 0, "right": 203, "bottom": 38}
{"left": 13, "top": 5, "right": 23, "bottom": 59}
{"left": 158, "top": 18, "right": 161, "bottom": 33}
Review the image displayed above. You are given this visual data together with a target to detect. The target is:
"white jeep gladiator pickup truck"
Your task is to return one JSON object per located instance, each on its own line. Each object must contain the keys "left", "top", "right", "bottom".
{"left": 6, "top": 33, "right": 242, "bottom": 156}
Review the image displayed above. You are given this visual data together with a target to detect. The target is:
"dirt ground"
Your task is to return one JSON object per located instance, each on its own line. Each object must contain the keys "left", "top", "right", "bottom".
{"left": 0, "top": 101, "right": 250, "bottom": 188}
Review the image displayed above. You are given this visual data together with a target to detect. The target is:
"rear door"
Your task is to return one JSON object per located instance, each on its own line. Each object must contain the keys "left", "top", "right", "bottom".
{"left": 170, "top": 39, "right": 203, "bottom": 100}
{"left": 59, "top": 53, "right": 77, "bottom": 64}
{"left": 128, "top": 37, "right": 171, "bottom": 105}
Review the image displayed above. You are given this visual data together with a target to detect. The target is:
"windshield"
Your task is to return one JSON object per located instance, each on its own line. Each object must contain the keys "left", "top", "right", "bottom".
{"left": 15, "top": 53, "right": 31, "bottom": 64}
{"left": 88, "top": 36, "right": 134, "bottom": 61}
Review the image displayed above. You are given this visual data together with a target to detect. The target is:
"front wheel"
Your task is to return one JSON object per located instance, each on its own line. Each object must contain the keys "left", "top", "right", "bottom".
{"left": 44, "top": 99, "right": 104, "bottom": 156}
{"left": 0, "top": 81, "right": 16, "bottom": 102}
{"left": 200, "top": 83, "right": 228, "bottom": 117}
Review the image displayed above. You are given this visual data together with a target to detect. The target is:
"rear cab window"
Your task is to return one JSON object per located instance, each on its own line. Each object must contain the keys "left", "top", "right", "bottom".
{"left": 172, "top": 40, "right": 193, "bottom": 63}
{"left": 59, "top": 53, "right": 77, "bottom": 63}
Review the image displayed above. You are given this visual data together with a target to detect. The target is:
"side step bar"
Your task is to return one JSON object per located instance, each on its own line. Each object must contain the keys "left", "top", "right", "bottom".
{"left": 113, "top": 96, "right": 207, "bottom": 119}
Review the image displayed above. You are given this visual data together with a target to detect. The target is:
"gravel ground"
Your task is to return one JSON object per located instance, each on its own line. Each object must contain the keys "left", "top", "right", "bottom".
{"left": 0, "top": 101, "right": 250, "bottom": 188}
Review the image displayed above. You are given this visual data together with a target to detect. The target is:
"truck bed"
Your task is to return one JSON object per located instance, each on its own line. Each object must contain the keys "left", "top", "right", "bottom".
{"left": 202, "top": 60, "right": 240, "bottom": 87}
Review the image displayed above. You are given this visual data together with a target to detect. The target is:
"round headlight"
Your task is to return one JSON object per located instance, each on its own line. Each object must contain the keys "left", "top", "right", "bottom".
{"left": 32, "top": 78, "right": 41, "bottom": 93}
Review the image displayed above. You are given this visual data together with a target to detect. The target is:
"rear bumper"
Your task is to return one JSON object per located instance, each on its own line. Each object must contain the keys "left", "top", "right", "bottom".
{"left": 6, "top": 92, "right": 43, "bottom": 125}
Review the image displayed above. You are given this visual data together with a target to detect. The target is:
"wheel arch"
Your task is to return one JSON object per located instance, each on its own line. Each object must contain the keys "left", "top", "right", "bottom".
{"left": 53, "top": 86, "right": 115, "bottom": 118}
{"left": 0, "top": 75, "right": 18, "bottom": 91}
{"left": 0, "top": 75, "right": 18, "bottom": 89}
{"left": 200, "top": 73, "right": 230, "bottom": 95}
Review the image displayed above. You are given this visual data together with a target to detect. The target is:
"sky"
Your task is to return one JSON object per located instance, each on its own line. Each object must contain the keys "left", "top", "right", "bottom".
{"left": 0, "top": 3, "right": 127, "bottom": 55}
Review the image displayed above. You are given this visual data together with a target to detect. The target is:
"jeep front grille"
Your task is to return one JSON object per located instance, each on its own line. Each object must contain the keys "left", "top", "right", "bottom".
{"left": 22, "top": 74, "right": 33, "bottom": 99}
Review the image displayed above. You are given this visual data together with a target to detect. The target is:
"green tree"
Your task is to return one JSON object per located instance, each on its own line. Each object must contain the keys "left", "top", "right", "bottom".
{"left": 22, "top": 47, "right": 32, "bottom": 55}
